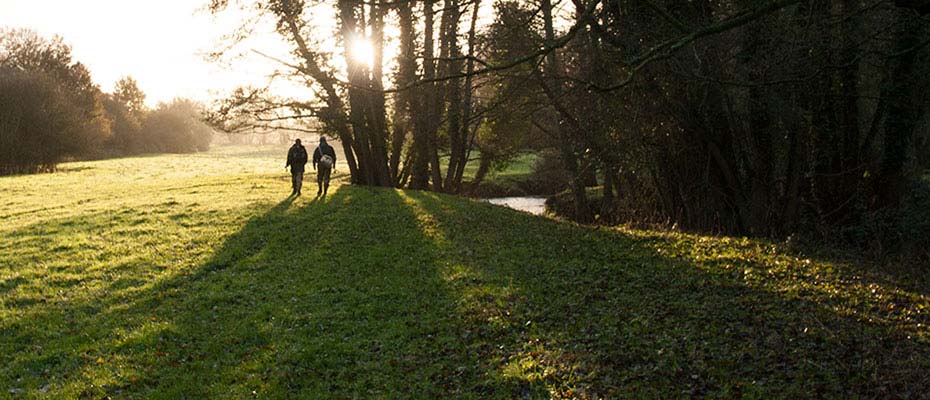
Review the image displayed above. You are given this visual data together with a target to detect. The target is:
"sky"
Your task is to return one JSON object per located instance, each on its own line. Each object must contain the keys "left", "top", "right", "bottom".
{"left": 0, "top": 0, "right": 286, "bottom": 106}
{"left": 0, "top": 1, "right": 558, "bottom": 108}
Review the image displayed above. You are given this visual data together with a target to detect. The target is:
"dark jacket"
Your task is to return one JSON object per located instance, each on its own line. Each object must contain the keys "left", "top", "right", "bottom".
{"left": 312, "top": 143, "right": 337, "bottom": 170}
{"left": 286, "top": 144, "right": 308, "bottom": 173}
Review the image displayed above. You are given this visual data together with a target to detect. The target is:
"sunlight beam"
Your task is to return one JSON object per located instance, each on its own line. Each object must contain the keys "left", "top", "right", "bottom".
{"left": 349, "top": 37, "right": 374, "bottom": 69}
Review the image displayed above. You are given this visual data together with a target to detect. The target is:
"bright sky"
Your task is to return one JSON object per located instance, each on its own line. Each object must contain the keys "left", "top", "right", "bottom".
{"left": 0, "top": 0, "right": 287, "bottom": 107}
{"left": 1, "top": 1, "right": 559, "bottom": 108}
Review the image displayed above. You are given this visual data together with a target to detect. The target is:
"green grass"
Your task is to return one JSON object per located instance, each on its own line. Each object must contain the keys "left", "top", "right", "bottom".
{"left": 449, "top": 151, "right": 537, "bottom": 184}
{"left": 482, "top": 152, "right": 538, "bottom": 182}
{"left": 452, "top": 152, "right": 546, "bottom": 197}
{"left": 439, "top": 150, "right": 539, "bottom": 197}
{"left": 2, "top": 146, "right": 929, "bottom": 398}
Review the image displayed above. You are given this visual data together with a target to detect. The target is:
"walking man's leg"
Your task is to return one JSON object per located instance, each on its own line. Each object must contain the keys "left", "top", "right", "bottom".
{"left": 296, "top": 172, "right": 303, "bottom": 195}
{"left": 322, "top": 168, "right": 331, "bottom": 196}
{"left": 291, "top": 173, "right": 297, "bottom": 195}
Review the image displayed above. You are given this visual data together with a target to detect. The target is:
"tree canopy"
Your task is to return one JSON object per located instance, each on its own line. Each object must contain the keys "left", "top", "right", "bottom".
{"left": 0, "top": 29, "right": 216, "bottom": 173}
{"left": 207, "top": 0, "right": 928, "bottom": 241}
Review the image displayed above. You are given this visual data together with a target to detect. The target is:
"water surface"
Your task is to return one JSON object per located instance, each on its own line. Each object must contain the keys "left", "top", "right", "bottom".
{"left": 485, "top": 197, "right": 547, "bottom": 215}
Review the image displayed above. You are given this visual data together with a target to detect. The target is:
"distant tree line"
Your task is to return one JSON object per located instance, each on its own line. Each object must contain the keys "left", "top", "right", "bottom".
{"left": 210, "top": 0, "right": 929, "bottom": 246}
{"left": 0, "top": 29, "right": 214, "bottom": 175}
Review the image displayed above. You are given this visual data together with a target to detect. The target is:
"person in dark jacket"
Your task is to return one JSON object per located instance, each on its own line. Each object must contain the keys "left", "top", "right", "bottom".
{"left": 312, "top": 136, "right": 337, "bottom": 196}
{"left": 286, "top": 139, "right": 308, "bottom": 196}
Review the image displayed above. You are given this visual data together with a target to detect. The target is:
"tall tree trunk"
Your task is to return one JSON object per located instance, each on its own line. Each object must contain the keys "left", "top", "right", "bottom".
{"left": 425, "top": 0, "right": 456, "bottom": 191}
{"left": 339, "top": 0, "right": 377, "bottom": 185}
{"left": 601, "top": 167, "right": 615, "bottom": 222}
{"left": 541, "top": 0, "right": 591, "bottom": 222}
{"left": 781, "top": 104, "right": 805, "bottom": 232}
{"left": 441, "top": 0, "right": 465, "bottom": 192}
{"left": 393, "top": 0, "right": 417, "bottom": 186}
{"left": 450, "top": 0, "right": 481, "bottom": 191}
{"left": 366, "top": 0, "right": 393, "bottom": 186}
{"left": 410, "top": 0, "right": 438, "bottom": 190}
{"left": 745, "top": 20, "right": 775, "bottom": 234}
{"left": 472, "top": 151, "right": 493, "bottom": 188}
{"left": 837, "top": 0, "right": 862, "bottom": 169}
{"left": 440, "top": 0, "right": 465, "bottom": 192}
{"left": 877, "top": 12, "right": 927, "bottom": 206}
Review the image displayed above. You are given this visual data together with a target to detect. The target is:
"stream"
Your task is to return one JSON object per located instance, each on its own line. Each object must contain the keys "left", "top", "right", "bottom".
{"left": 483, "top": 196, "right": 548, "bottom": 216}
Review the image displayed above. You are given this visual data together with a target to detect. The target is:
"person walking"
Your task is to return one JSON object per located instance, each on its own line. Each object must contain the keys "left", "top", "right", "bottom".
{"left": 286, "top": 139, "right": 308, "bottom": 196}
{"left": 312, "top": 136, "right": 337, "bottom": 196}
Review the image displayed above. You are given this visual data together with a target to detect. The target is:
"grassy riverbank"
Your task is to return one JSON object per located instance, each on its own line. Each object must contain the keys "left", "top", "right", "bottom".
{"left": 2, "top": 146, "right": 928, "bottom": 398}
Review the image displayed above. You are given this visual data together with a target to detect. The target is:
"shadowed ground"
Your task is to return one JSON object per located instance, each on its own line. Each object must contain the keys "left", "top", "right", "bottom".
{"left": 1, "top": 147, "right": 928, "bottom": 398}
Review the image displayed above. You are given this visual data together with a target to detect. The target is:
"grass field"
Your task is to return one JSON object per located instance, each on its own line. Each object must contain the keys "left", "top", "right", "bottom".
{"left": 453, "top": 152, "right": 549, "bottom": 197}
{"left": 436, "top": 151, "right": 541, "bottom": 197}
{"left": 2, "top": 146, "right": 929, "bottom": 398}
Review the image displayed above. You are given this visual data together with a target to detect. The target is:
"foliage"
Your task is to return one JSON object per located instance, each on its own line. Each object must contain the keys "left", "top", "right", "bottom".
{"left": 467, "top": 150, "right": 572, "bottom": 197}
{"left": 207, "top": 1, "right": 930, "bottom": 246}
{"left": 101, "top": 76, "right": 150, "bottom": 155}
{"left": 0, "top": 29, "right": 214, "bottom": 172}
{"left": 458, "top": 152, "right": 553, "bottom": 197}
{"left": 524, "top": 149, "right": 571, "bottom": 194}
{"left": 0, "top": 29, "right": 109, "bottom": 174}
{"left": 549, "top": 0, "right": 930, "bottom": 236}
{"left": 101, "top": 94, "right": 144, "bottom": 156}
{"left": 546, "top": 186, "right": 603, "bottom": 221}
{"left": 0, "top": 70, "right": 80, "bottom": 174}
{"left": 113, "top": 76, "right": 146, "bottom": 117}
{"left": 2, "top": 147, "right": 929, "bottom": 398}
{"left": 837, "top": 175, "right": 930, "bottom": 265}
{"left": 140, "top": 99, "right": 214, "bottom": 154}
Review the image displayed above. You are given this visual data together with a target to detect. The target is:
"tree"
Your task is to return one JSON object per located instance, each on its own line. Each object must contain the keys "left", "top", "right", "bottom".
{"left": 209, "top": 0, "right": 389, "bottom": 186}
{"left": 142, "top": 99, "right": 214, "bottom": 153}
{"left": 102, "top": 94, "right": 143, "bottom": 154}
{"left": 103, "top": 75, "right": 148, "bottom": 154}
{"left": 113, "top": 76, "right": 147, "bottom": 117}
{"left": 0, "top": 69, "right": 72, "bottom": 174}
{"left": 0, "top": 28, "right": 109, "bottom": 174}
{"left": 209, "top": 0, "right": 485, "bottom": 191}
{"left": 208, "top": 0, "right": 930, "bottom": 242}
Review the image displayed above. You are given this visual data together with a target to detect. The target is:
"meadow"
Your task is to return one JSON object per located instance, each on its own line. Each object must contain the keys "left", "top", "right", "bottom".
{"left": 1, "top": 146, "right": 929, "bottom": 398}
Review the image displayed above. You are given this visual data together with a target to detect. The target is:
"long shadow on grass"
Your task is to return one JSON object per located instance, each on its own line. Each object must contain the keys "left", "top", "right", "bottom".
{"left": 6, "top": 187, "right": 542, "bottom": 398}
{"left": 399, "top": 190, "right": 930, "bottom": 398}
{"left": 1, "top": 199, "right": 303, "bottom": 397}
{"left": 3, "top": 187, "right": 929, "bottom": 398}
